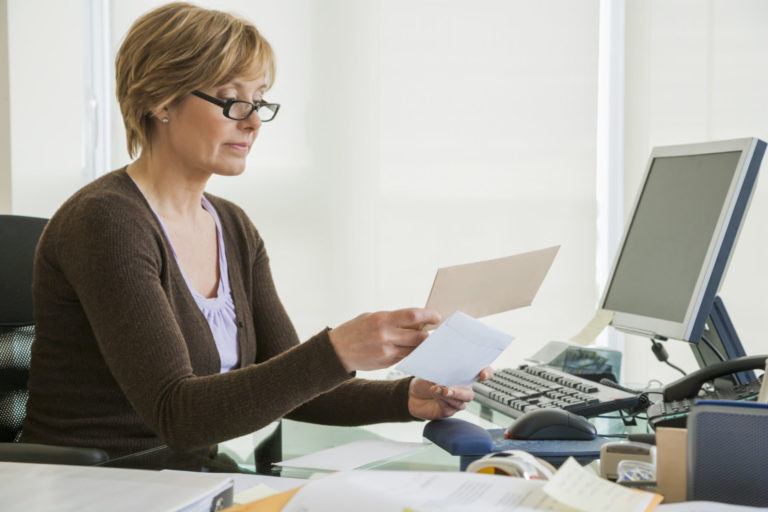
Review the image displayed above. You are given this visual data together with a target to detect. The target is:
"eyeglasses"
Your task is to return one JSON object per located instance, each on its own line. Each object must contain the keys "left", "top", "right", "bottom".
{"left": 191, "top": 90, "right": 280, "bottom": 122}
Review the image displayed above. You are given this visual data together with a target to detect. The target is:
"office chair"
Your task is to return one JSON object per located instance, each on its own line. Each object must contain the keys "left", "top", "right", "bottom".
{"left": 0, "top": 214, "right": 107, "bottom": 465}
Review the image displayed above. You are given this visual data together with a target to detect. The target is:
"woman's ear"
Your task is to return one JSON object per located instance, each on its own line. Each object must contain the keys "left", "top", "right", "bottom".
{"left": 148, "top": 104, "right": 171, "bottom": 124}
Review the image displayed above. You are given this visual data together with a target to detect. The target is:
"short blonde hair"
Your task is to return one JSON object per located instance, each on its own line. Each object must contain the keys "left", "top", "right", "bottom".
{"left": 115, "top": 2, "right": 275, "bottom": 158}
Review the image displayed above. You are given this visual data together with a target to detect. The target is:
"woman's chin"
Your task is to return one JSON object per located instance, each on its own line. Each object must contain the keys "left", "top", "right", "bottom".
{"left": 213, "top": 162, "right": 248, "bottom": 177}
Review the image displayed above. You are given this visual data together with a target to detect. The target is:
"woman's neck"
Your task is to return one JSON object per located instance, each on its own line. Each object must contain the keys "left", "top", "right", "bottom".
{"left": 127, "top": 151, "right": 210, "bottom": 222}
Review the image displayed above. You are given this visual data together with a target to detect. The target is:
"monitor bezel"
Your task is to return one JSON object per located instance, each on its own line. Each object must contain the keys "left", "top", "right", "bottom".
{"left": 600, "top": 137, "right": 762, "bottom": 342}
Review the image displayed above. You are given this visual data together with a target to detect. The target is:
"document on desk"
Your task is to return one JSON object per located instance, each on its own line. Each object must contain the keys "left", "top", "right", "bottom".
{"left": 0, "top": 462, "right": 233, "bottom": 512}
{"left": 281, "top": 470, "right": 572, "bottom": 512}
{"left": 275, "top": 439, "right": 425, "bottom": 472}
{"left": 425, "top": 245, "right": 559, "bottom": 324}
{"left": 543, "top": 458, "right": 662, "bottom": 512}
{"left": 395, "top": 311, "right": 513, "bottom": 386}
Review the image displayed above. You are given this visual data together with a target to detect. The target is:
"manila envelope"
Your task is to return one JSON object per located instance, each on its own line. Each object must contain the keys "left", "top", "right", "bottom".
{"left": 655, "top": 427, "right": 688, "bottom": 503}
{"left": 425, "top": 245, "right": 559, "bottom": 325}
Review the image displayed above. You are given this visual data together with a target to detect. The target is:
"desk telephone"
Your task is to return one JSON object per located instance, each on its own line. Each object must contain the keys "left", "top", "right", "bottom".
{"left": 647, "top": 354, "right": 767, "bottom": 429}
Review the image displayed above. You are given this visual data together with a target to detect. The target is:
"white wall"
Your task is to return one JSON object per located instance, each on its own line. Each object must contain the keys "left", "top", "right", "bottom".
{"left": 6, "top": 0, "right": 88, "bottom": 217}
{"left": 623, "top": 0, "right": 768, "bottom": 385}
{"left": 0, "top": 0, "right": 10, "bottom": 214}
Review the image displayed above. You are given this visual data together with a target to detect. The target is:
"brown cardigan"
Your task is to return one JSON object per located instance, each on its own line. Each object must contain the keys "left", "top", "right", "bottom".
{"left": 22, "top": 169, "right": 414, "bottom": 457}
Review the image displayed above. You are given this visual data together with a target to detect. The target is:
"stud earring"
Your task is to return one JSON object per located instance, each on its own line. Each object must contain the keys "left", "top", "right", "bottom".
{"left": 161, "top": 117, "right": 169, "bottom": 124}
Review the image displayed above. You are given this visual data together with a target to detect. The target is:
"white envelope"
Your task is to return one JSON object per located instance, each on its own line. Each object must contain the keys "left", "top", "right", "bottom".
{"left": 395, "top": 311, "right": 513, "bottom": 386}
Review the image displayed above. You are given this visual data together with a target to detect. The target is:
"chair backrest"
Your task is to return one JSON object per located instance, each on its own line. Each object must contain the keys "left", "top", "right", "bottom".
{"left": 0, "top": 215, "right": 48, "bottom": 442}
{"left": 0, "top": 325, "right": 35, "bottom": 442}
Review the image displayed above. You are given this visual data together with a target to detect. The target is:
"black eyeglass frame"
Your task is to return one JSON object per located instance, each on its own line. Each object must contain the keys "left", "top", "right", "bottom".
{"left": 191, "top": 90, "right": 280, "bottom": 122}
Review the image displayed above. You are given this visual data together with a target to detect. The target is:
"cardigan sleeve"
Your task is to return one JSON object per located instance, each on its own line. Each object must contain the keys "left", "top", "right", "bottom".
{"left": 55, "top": 195, "right": 357, "bottom": 452}
{"left": 246, "top": 222, "right": 416, "bottom": 425}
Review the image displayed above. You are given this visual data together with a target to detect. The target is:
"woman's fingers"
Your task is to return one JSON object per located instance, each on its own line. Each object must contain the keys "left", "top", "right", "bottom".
{"left": 437, "top": 395, "right": 469, "bottom": 410}
{"left": 392, "top": 345, "right": 417, "bottom": 361}
{"left": 437, "top": 399, "right": 463, "bottom": 416}
{"left": 429, "top": 385, "right": 474, "bottom": 409}
{"left": 478, "top": 367, "right": 494, "bottom": 381}
{"left": 431, "top": 385, "right": 474, "bottom": 402}
{"left": 329, "top": 307, "right": 442, "bottom": 371}
{"left": 392, "top": 327, "right": 429, "bottom": 348}
{"left": 390, "top": 308, "right": 441, "bottom": 329}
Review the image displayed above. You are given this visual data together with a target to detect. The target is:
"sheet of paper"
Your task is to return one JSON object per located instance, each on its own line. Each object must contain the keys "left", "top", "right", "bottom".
{"left": 543, "top": 458, "right": 662, "bottom": 512}
{"left": 274, "top": 440, "right": 425, "bottom": 472}
{"left": 396, "top": 311, "right": 513, "bottom": 386}
{"left": 570, "top": 309, "right": 614, "bottom": 345}
{"left": 425, "top": 245, "right": 559, "bottom": 324}
{"left": 282, "top": 470, "right": 573, "bottom": 512}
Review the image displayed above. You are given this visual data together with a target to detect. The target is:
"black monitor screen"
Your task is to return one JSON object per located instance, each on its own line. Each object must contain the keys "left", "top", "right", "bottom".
{"left": 603, "top": 151, "right": 742, "bottom": 322}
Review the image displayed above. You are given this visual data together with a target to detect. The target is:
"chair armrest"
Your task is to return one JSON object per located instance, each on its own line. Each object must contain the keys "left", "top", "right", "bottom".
{"left": 0, "top": 443, "right": 108, "bottom": 465}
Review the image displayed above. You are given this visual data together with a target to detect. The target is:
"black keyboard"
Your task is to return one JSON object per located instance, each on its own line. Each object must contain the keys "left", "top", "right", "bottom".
{"left": 472, "top": 365, "right": 639, "bottom": 419}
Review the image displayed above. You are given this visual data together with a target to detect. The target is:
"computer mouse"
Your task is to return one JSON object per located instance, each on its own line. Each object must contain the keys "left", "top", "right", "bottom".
{"left": 505, "top": 409, "right": 597, "bottom": 441}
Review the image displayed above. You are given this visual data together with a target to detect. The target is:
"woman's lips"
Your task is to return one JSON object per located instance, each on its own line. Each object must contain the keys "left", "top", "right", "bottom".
{"left": 225, "top": 143, "right": 249, "bottom": 152}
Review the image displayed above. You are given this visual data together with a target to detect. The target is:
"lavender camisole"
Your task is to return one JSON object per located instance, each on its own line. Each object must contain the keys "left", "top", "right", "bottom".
{"left": 141, "top": 191, "right": 240, "bottom": 373}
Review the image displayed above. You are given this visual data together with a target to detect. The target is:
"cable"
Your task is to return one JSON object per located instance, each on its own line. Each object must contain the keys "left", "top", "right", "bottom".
{"left": 664, "top": 360, "right": 687, "bottom": 377}
{"left": 700, "top": 334, "right": 727, "bottom": 362}
{"left": 650, "top": 338, "right": 687, "bottom": 377}
{"left": 645, "top": 379, "right": 664, "bottom": 390}
{"left": 599, "top": 378, "right": 643, "bottom": 395}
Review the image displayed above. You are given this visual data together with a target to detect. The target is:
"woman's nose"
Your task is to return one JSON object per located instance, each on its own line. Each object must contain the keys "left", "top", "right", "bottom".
{"left": 242, "top": 111, "right": 262, "bottom": 131}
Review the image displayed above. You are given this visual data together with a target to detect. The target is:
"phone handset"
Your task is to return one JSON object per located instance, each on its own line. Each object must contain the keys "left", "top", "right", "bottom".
{"left": 663, "top": 354, "right": 768, "bottom": 402}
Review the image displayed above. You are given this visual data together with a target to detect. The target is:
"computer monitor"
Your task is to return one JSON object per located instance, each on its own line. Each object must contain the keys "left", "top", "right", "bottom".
{"left": 600, "top": 138, "right": 765, "bottom": 372}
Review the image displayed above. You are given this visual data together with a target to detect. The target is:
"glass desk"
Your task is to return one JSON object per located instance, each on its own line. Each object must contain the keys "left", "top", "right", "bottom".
{"left": 99, "top": 413, "right": 483, "bottom": 476}
{"left": 98, "top": 402, "right": 648, "bottom": 477}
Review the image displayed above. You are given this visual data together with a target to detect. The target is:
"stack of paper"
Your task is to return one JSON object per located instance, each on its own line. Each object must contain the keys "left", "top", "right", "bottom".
{"left": 239, "top": 457, "right": 663, "bottom": 512}
{"left": 0, "top": 462, "right": 233, "bottom": 512}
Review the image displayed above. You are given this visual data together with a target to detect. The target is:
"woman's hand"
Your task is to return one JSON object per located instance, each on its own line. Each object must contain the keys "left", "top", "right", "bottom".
{"left": 328, "top": 308, "right": 441, "bottom": 372}
{"left": 408, "top": 367, "right": 494, "bottom": 420}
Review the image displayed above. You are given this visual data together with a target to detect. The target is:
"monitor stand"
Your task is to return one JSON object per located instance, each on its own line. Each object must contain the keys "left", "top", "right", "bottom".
{"left": 690, "top": 295, "right": 756, "bottom": 386}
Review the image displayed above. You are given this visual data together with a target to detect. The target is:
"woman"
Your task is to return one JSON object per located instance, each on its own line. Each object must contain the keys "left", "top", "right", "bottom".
{"left": 22, "top": 2, "right": 485, "bottom": 459}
